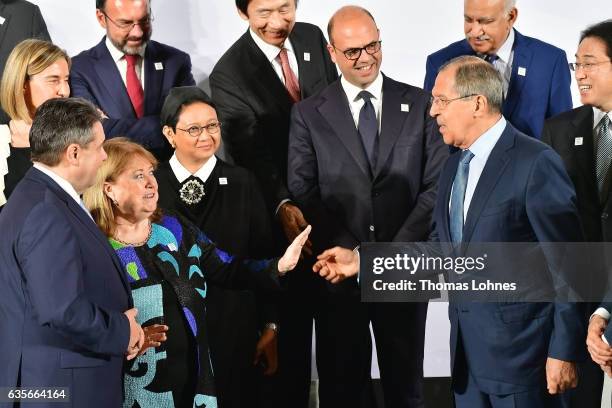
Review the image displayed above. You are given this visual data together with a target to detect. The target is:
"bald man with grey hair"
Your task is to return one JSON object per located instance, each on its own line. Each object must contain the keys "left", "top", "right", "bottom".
{"left": 424, "top": 0, "right": 572, "bottom": 139}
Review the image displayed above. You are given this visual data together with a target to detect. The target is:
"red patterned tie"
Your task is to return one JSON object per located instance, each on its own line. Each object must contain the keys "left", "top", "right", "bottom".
{"left": 276, "top": 48, "right": 301, "bottom": 103}
{"left": 124, "top": 54, "right": 144, "bottom": 118}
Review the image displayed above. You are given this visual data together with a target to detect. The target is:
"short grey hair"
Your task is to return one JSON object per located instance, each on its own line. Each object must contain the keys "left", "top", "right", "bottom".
{"left": 30, "top": 98, "right": 102, "bottom": 166}
{"left": 440, "top": 55, "right": 504, "bottom": 113}
{"left": 504, "top": 0, "right": 517, "bottom": 13}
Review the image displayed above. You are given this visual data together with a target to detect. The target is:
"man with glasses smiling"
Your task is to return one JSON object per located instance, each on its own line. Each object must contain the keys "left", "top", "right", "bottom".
{"left": 424, "top": 0, "right": 572, "bottom": 139}
{"left": 542, "top": 19, "right": 612, "bottom": 408}
{"left": 288, "top": 6, "right": 447, "bottom": 407}
{"left": 70, "top": 0, "right": 195, "bottom": 160}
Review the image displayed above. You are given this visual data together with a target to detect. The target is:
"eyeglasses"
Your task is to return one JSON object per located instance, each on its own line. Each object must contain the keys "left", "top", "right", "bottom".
{"left": 569, "top": 60, "right": 611, "bottom": 72}
{"left": 176, "top": 122, "right": 222, "bottom": 138}
{"left": 333, "top": 40, "right": 382, "bottom": 61}
{"left": 430, "top": 94, "right": 478, "bottom": 109}
{"left": 102, "top": 12, "right": 153, "bottom": 32}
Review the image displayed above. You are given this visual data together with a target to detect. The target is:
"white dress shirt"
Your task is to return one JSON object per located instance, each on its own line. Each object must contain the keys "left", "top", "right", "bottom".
{"left": 169, "top": 153, "right": 217, "bottom": 183}
{"left": 33, "top": 162, "right": 93, "bottom": 220}
{"left": 450, "top": 117, "right": 506, "bottom": 221}
{"left": 105, "top": 37, "right": 146, "bottom": 90}
{"left": 249, "top": 29, "right": 299, "bottom": 85}
{"left": 340, "top": 72, "right": 384, "bottom": 131}
{"left": 490, "top": 29, "right": 514, "bottom": 96}
{"left": 593, "top": 107, "right": 612, "bottom": 142}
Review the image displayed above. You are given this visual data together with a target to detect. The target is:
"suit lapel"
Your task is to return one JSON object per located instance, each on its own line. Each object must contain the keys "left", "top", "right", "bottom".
{"left": 289, "top": 28, "right": 322, "bottom": 98}
{"left": 0, "top": 4, "right": 11, "bottom": 54}
{"left": 28, "top": 168, "right": 132, "bottom": 296}
{"left": 568, "top": 106, "right": 600, "bottom": 203}
{"left": 317, "top": 81, "right": 371, "bottom": 178}
{"left": 375, "top": 75, "right": 414, "bottom": 178}
{"left": 440, "top": 153, "right": 461, "bottom": 243}
{"left": 242, "top": 31, "right": 293, "bottom": 114}
{"left": 143, "top": 42, "right": 163, "bottom": 115}
{"left": 92, "top": 38, "right": 136, "bottom": 117}
{"left": 504, "top": 30, "right": 533, "bottom": 119}
{"left": 462, "top": 125, "right": 514, "bottom": 243}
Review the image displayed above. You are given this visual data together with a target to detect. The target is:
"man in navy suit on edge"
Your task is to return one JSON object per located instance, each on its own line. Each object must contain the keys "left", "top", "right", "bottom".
{"left": 423, "top": 0, "right": 572, "bottom": 139}
{"left": 429, "top": 56, "right": 585, "bottom": 407}
{"left": 70, "top": 0, "right": 195, "bottom": 159}
{"left": 0, "top": 98, "right": 144, "bottom": 408}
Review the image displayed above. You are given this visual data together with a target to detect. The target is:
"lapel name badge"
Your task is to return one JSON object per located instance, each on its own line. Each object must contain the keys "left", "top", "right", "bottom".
{"left": 401, "top": 104, "right": 410, "bottom": 112}
{"left": 154, "top": 62, "right": 164, "bottom": 71}
{"left": 518, "top": 67, "right": 527, "bottom": 76}
{"left": 219, "top": 177, "right": 228, "bottom": 185}
{"left": 574, "top": 137, "right": 584, "bottom": 146}
{"left": 0, "top": 16, "right": 5, "bottom": 25}
{"left": 303, "top": 52, "right": 311, "bottom": 62}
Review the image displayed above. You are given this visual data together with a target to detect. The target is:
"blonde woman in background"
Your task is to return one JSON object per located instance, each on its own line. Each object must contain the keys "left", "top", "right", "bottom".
{"left": 0, "top": 39, "right": 69, "bottom": 206}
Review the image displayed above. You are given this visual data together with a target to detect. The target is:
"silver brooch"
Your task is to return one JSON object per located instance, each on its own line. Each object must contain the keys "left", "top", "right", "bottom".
{"left": 179, "top": 179, "right": 205, "bottom": 205}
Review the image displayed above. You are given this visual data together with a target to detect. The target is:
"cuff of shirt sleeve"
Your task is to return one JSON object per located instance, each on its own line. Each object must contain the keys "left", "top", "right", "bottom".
{"left": 592, "top": 307, "right": 611, "bottom": 322}
{"left": 274, "top": 199, "right": 292, "bottom": 216}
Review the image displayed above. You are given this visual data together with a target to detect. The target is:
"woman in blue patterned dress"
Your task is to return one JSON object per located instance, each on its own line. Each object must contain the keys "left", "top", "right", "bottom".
{"left": 83, "top": 138, "right": 310, "bottom": 408}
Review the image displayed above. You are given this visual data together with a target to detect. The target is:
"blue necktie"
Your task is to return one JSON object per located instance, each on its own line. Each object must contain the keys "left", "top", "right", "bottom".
{"left": 358, "top": 90, "right": 379, "bottom": 169}
{"left": 450, "top": 150, "right": 475, "bottom": 243}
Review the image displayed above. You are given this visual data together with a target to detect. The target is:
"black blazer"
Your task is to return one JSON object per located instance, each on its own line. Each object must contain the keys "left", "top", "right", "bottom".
{"left": 287, "top": 75, "right": 448, "bottom": 253}
{"left": 541, "top": 105, "right": 612, "bottom": 242}
{"left": 0, "top": 0, "right": 49, "bottom": 77}
{"left": 209, "top": 22, "right": 338, "bottom": 213}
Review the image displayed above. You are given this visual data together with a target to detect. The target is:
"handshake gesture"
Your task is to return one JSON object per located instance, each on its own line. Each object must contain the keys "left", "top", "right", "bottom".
{"left": 124, "top": 308, "right": 169, "bottom": 360}
{"left": 312, "top": 247, "right": 360, "bottom": 283}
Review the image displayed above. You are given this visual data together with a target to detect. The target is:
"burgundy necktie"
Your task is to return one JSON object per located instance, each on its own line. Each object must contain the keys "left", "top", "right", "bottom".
{"left": 124, "top": 54, "right": 144, "bottom": 118}
{"left": 276, "top": 48, "right": 301, "bottom": 103}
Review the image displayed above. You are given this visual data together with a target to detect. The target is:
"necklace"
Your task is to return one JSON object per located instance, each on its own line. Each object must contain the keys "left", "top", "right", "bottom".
{"left": 112, "top": 220, "right": 153, "bottom": 247}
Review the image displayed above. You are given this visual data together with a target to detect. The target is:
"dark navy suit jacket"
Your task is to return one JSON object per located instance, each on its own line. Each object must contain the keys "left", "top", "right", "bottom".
{"left": 288, "top": 75, "right": 448, "bottom": 253}
{"left": 0, "top": 168, "right": 132, "bottom": 407}
{"left": 432, "top": 122, "right": 586, "bottom": 394}
{"left": 70, "top": 37, "right": 195, "bottom": 150}
{"left": 424, "top": 29, "right": 572, "bottom": 139}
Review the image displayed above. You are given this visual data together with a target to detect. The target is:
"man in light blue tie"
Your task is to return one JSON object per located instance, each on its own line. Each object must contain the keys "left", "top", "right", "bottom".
{"left": 428, "top": 55, "right": 586, "bottom": 408}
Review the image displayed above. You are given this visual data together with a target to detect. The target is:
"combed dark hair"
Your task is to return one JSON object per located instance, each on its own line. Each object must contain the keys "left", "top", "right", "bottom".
{"left": 165, "top": 97, "right": 217, "bottom": 132}
{"left": 580, "top": 19, "right": 612, "bottom": 60}
{"left": 327, "top": 6, "right": 376, "bottom": 44}
{"left": 236, "top": 0, "right": 298, "bottom": 16}
{"left": 30, "top": 98, "right": 102, "bottom": 166}
{"left": 440, "top": 56, "right": 504, "bottom": 114}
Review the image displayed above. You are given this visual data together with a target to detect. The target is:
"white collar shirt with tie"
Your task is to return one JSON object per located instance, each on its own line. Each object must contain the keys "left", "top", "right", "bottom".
{"left": 450, "top": 116, "right": 507, "bottom": 221}
{"left": 249, "top": 29, "right": 300, "bottom": 84}
{"left": 486, "top": 28, "right": 514, "bottom": 96}
{"left": 105, "top": 36, "right": 146, "bottom": 91}
{"left": 340, "top": 72, "right": 384, "bottom": 132}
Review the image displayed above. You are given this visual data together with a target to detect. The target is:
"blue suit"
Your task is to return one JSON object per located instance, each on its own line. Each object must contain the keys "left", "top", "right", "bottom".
{"left": 70, "top": 37, "right": 195, "bottom": 151}
{"left": 424, "top": 29, "right": 572, "bottom": 139}
{"left": 0, "top": 168, "right": 132, "bottom": 407}
{"left": 432, "top": 122, "right": 586, "bottom": 406}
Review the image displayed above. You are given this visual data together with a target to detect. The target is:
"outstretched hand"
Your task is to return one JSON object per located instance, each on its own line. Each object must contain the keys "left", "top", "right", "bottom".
{"left": 278, "top": 225, "right": 312, "bottom": 274}
{"left": 313, "top": 246, "right": 359, "bottom": 284}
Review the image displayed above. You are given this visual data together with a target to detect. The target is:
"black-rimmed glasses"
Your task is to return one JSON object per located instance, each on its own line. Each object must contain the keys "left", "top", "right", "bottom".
{"left": 333, "top": 40, "right": 382, "bottom": 61}
{"left": 176, "top": 122, "right": 222, "bottom": 138}
{"left": 102, "top": 12, "right": 154, "bottom": 32}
